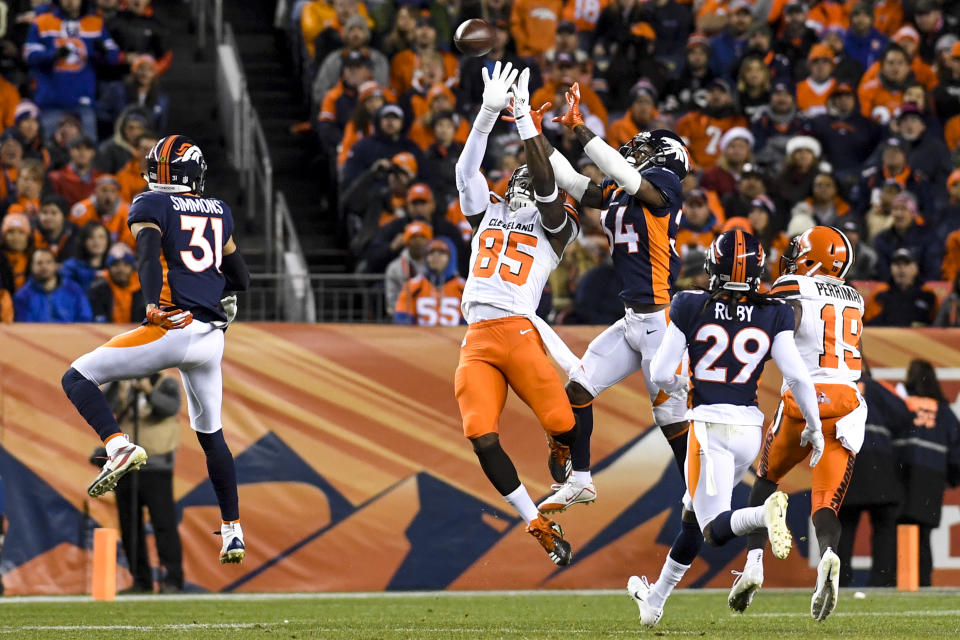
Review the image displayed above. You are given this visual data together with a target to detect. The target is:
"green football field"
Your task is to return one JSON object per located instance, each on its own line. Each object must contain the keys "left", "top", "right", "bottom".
{"left": 1, "top": 589, "right": 958, "bottom": 639}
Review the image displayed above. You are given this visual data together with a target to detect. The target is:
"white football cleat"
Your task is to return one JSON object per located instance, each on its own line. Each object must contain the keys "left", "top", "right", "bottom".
{"left": 537, "top": 479, "right": 597, "bottom": 513}
{"left": 219, "top": 521, "right": 245, "bottom": 564}
{"left": 763, "top": 491, "right": 792, "bottom": 560}
{"left": 811, "top": 548, "right": 840, "bottom": 621}
{"left": 87, "top": 443, "right": 147, "bottom": 497}
{"left": 728, "top": 562, "right": 764, "bottom": 612}
{"left": 626, "top": 575, "right": 663, "bottom": 627}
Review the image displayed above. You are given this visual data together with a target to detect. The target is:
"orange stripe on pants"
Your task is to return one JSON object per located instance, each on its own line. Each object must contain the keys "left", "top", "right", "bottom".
{"left": 686, "top": 423, "right": 701, "bottom": 499}
{"left": 103, "top": 324, "right": 167, "bottom": 348}
{"left": 455, "top": 316, "right": 574, "bottom": 439}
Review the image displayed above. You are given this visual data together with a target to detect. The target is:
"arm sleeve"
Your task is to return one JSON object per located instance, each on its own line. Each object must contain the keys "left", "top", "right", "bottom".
{"left": 771, "top": 330, "right": 822, "bottom": 428}
{"left": 221, "top": 250, "right": 250, "bottom": 292}
{"left": 455, "top": 108, "right": 498, "bottom": 216}
{"left": 136, "top": 227, "right": 164, "bottom": 306}
{"left": 547, "top": 149, "right": 591, "bottom": 201}
{"left": 583, "top": 137, "right": 643, "bottom": 195}
{"left": 650, "top": 322, "right": 689, "bottom": 392}
{"left": 23, "top": 23, "right": 55, "bottom": 66}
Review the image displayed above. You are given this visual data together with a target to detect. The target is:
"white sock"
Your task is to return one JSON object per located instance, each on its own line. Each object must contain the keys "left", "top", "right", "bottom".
{"left": 504, "top": 484, "right": 541, "bottom": 523}
{"left": 746, "top": 548, "right": 764, "bottom": 567}
{"left": 572, "top": 470, "right": 592, "bottom": 485}
{"left": 647, "top": 556, "right": 690, "bottom": 610}
{"left": 222, "top": 521, "right": 243, "bottom": 536}
{"left": 105, "top": 434, "right": 131, "bottom": 457}
{"left": 731, "top": 506, "right": 766, "bottom": 536}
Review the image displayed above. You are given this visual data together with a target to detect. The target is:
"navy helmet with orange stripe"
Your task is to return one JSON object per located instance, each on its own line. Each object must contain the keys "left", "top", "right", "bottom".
{"left": 620, "top": 129, "right": 691, "bottom": 180}
{"left": 145, "top": 135, "right": 207, "bottom": 195}
{"left": 706, "top": 229, "right": 766, "bottom": 292}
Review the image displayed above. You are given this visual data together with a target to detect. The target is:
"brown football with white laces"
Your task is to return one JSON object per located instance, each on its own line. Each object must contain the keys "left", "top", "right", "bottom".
{"left": 454, "top": 19, "right": 495, "bottom": 57}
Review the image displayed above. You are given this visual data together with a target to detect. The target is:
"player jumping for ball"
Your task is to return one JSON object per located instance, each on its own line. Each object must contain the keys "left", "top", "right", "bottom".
{"left": 61, "top": 135, "right": 251, "bottom": 565}
{"left": 455, "top": 61, "right": 587, "bottom": 565}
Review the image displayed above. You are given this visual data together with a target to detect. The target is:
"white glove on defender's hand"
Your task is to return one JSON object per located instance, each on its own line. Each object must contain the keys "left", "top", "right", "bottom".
{"left": 481, "top": 60, "right": 518, "bottom": 114}
{"left": 801, "top": 421, "right": 825, "bottom": 468}
{"left": 212, "top": 294, "right": 238, "bottom": 329}
{"left": 509, "top": 67, "right": 531, "bottom": 120}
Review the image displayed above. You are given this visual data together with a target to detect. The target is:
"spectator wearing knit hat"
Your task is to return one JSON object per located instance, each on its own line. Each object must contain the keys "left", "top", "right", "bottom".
{"left": 661, "top": 33, "right": 717, "bottom": 115}
{"left": 843, "top": 2, "right": 889, "bottom": 72}
{"left": 317, "top": 50, "right": 376, "bottom": 134}
{"left": 864, "top": 248, "right": 938, "bottom": 326}
{"left": 341, "top": 104, "right": 423, "bottom": 189}
{"left": 933, "top": 41, "right": 960, "bottom": 121}
{"left": 88, "top": 243, "right": 145, "bottom": 323}
{"left": 394, "top": 238, "right": 465, "bottom": 326}
{"left": 854, "top": 137, "right": 931, "bottom": 216}
{"left": 873, "top": 192, "right": 941, "bottom": 283}
{"left": 720, "top": 162, "right": 768, "bottom": 219}
{"left": 895, "top": 104, "right": 952, "bottom": 205}
{"left": 341, "top": 152, "right": 420, "bottom": 257}
{"left": 1, "top": 212, "right": 32, "bottom": 292}
{"left": 313, "top": 16, "right": 390, "bottom": 102}
{"left": 775, "top": 1, "right": 819, "bottom": 79}
{"left": 12, "top": 101, "right": 51, "bottom": 168}
{"left": 701, "top": 126, "right": 755, "bottom": 199}
{"left": 608, "top": 80, "right": 659, "bottom": 149}
{"left": 805, "top": 82, "right": 882, "bottom": 191}
{"left": 362, "top": 182, "right": 467, "bottom": 276}
{"left": 751, "top": 80, "right": 806, "bottom": 173}
{"left": 796, "top": 43, "right": 837, "bottom": 117}
{"left": 771, "top": 135, "right": 822, "bottom": 224}
{"left": 676, "top": 78, "right": 748, "bottom": 170}
{"left": 384, "top": 219, "right": 433, "bottom": 316}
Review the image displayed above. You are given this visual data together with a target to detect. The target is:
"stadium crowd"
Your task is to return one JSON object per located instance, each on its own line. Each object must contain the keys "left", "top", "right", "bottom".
{"left": 284, "top": 0, "right": 960, "bottom": 328}
{"left": 0, "top": 0, "right": 169, "bottom": 322}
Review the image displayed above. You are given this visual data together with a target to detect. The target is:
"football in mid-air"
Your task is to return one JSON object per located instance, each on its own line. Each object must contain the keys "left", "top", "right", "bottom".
{"left": 454, "top": 19, "right": 495, "bottom": 57}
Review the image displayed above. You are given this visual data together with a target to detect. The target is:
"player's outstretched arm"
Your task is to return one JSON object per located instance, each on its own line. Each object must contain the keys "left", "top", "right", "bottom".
{"left": 771, "top": 330, "right": 825, "bottom": 467}
{"left": 510, "top": 68, "right": 571, "bottom": 245}
{"left": 555, "top": 83, "right": 664, "bottom": 208}
{"left": 456, "top": 61, "right": 518, "bottom": 227}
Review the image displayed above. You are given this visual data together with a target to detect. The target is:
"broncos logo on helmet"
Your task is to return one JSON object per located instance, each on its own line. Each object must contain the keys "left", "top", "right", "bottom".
{"left": 620, "top": 129, "right": 691, "bottom": 180}
{"left": 145, "top": 135, "right": 208, "bottom": 195}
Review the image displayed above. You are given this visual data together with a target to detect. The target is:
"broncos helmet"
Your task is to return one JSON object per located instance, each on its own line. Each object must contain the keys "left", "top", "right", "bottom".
{"left": 145, "top": 135, "right": 207, "bottom": 195}
{"left": 705, "top": 229, "right": 766, "bottom": 292}
{"left": 619, "top": 129, "right": 691, "bottom": 180}
{"left": 505, "top": 164, "right": 534, "bottom": 212}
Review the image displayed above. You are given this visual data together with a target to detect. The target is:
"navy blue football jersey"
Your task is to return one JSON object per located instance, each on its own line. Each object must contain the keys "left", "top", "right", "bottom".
{"left": 670, "top": 290, "right": 794, "bottom": 409}
{"left": 599, "top": 166, "right": 683, "bottom": 305}
{"left": 128, "top": 191, "right": 235, "bottom": 323}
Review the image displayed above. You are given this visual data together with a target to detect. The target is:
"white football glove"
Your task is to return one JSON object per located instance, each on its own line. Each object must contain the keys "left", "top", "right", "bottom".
{"left": 509, "top": 67, "right": 531, "bottom": 120}
{"left": 800, "top": 420, "right": 825, "bottom": 468}
{"left": 212, "top": 294, "right": 237, "bottom": 329}
{"left": 481, "top": 60, "right": 518, "bottom": 115}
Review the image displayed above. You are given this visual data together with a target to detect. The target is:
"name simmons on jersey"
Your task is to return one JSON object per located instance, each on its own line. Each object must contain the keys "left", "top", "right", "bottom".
{"left": 168, "top": 195, "right": 225, "bottom": 215}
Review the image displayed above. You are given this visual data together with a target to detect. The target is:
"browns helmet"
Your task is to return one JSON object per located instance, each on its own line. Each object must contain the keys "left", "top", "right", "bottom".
{"left": 780, "top": 225, "right": 854, "bottom": 280}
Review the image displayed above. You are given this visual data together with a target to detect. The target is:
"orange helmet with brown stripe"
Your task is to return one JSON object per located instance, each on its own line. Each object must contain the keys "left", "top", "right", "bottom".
{"left": 145, "top": 135, "right": 207, "bottom": 195}
{"left": 705, "top": 228, "right": 765, "bottom": 292}
{"left": 780, "top": 225, "right": 854, "bottom": 280}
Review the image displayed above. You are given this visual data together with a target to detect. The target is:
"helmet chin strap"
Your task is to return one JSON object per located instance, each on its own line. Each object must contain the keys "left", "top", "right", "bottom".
{"left": 147, "top": 182, "right": 194, "bottom": 194}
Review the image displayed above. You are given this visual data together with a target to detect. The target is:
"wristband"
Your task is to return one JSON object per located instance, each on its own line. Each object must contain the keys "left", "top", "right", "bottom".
{"left": 534, "top": 184, "right": 559, "bottom": 202}
{"left": 474, "top": 107, "right": 499, "bottom": 134}
{"left": 515, "top": 113, "right": 539, "bottom": 140}
{"left": 540, "top": 215, "right": 568, "bottom": 234}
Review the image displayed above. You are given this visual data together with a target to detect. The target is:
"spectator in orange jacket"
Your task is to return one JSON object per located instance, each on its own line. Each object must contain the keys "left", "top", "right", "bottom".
{"left": 0, "top": 75, "right": 20, "bottom": 131}
{"left": 88, "top": 244, "right": 144, "bottom": 323}
{"left": 938, "top": 171, "right": 960, "bottom": 280}
{"left": 872, "top": 0, "right": 903, "bottom": 37}
{"left": 511, "top": 0, "right": 563, "bottom": 57}
{"left": 858, "top": 44, "right": 913, "bottom": 123}
{"left": 116, "top": 132, "right": 155, "bottom": 204}
{"left": 676, "top": 78, "right": 748, "bottom": 169}
{"left": 796, "top": 43, "right": 837, "bottom": 116}
{"left": 69, "top": 175, "right": 135, "bottom": 249}
{"left": 408, "top": 86, "right": 469, "bottom": 151}
{"left": 389, "top": 17, "right": 458, "bottom": 96}
{"left": 4, "top": 158, "right": 43, "bottom": 218}
{"left": 561, "top": 0, "right": 611, "bottom": 36}
{"left": 33, "top": 195, "right": 81, "bottom": 261}
{"left": 859, "top": 26, "right": 938, "bottom": 91}
{"left": 0, "top": 133, "right": 22, "bottom": 203}
{"left": 394, "top": 239, "right": 466, "bottom": 326}
{"left": 300, "top": 0, "right": 374, "bottom": 62}
{"left": 337, "top": 81, "right": 392, "bottom": 168}
{"left": 1, "top": 212, "right": 32, "bottom": 293}
{"left": 607, "top": 80, "right": 659, "bottom": 149}
{"left": 675, "top": 189, "right": 720, "bottom": 255}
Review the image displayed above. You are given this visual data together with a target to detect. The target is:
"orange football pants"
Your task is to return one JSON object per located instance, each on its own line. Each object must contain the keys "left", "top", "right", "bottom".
{"left": 757, "top": 383, "right": 859, "bottom": 515}
{"left": 455, "top": 316, "right": 575, "bottom": 439}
